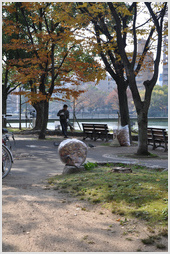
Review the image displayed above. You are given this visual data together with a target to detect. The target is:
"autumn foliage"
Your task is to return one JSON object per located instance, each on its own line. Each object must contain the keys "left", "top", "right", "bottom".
{"left": 3, "top": 3, "right": 105, "bottom": 101}
{"left": 2, "top": 2, "right": 105, "bottom": 137}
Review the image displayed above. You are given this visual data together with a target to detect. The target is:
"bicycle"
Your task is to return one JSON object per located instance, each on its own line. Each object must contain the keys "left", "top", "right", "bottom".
{"left": 2, "top": 128, "right": 14, "bottom": 179}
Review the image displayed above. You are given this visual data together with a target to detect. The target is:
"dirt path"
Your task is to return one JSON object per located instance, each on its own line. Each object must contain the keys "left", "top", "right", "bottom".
{"left": 2, "top": 136, "right": 168, "bottom": 252}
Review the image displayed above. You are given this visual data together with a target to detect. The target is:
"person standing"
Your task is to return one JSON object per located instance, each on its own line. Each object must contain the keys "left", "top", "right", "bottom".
{"left": 29, "top": 110, "right": 36, "bottom": 128}
{"left": 57, "top": 104, "right": 69, "bottom": 138}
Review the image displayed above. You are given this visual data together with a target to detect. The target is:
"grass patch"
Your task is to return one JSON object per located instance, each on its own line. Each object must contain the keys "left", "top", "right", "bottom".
{"left": 6, "top": 127, "right": 27, "bottom": 132}
{"left": 48, "top": 162, "right": 168, "bottom": 229}
{"left": 84, "top": 161, "right": 98, "bottom": 170}
{"left": 101, "top": 142, "right": 112, "bottom": 146}
{"left": 156, "top": 243, "right": 166, "bottom": 249}
{"left": 141, "top": 236, "right": 155, "bottom": 245}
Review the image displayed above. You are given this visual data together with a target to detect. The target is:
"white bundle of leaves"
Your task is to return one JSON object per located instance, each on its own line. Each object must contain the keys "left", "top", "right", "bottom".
{"left": 58, "top": 139, "right": 87, "bottom": 167}
{"left": 117, "top": 125, "right": 130, "bottom": 146}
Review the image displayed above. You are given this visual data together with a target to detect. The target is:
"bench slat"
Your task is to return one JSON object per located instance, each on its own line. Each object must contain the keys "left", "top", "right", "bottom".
{"left": 147, "top": 127, "right": 168, "bottom": 152}
{"left": 82, "top": 123, "right": 109, "bottom": 141}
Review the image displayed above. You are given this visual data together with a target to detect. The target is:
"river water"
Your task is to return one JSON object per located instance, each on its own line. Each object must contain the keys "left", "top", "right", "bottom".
{"left": 9, "top": 119, "right": 168, "bottom": 131}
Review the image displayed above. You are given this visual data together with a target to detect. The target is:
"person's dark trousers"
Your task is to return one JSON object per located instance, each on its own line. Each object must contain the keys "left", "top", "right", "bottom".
{"left": 60, "top": 120, "right": 68, "bottom": 137}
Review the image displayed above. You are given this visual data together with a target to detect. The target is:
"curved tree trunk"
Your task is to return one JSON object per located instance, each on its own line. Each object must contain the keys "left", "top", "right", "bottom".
{"left": 33, "top": 102, "right": 44, "bottom": 130}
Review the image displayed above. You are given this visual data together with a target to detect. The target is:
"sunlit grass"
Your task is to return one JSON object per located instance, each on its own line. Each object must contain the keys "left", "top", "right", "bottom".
{"left": 6, "top": 127, "right": 25, "bottom": 132}
{"left": 48, "top": 163, "right": 168, "bottom": 229}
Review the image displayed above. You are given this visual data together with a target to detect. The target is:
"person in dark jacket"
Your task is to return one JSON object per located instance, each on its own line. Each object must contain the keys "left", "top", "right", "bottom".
{"left": 57, "top": 104, "right": 69, "bottom": 138}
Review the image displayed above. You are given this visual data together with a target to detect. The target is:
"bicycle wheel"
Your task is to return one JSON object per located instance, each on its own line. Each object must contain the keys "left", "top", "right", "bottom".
{"left": 2, "top": 144, "right": 13, "bottom": 179}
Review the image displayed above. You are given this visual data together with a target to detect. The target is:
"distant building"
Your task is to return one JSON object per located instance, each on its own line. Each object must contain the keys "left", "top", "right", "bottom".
{"left": 162, "top": 14, "right": 168, "bottom": 86}
{"left": 85, "top": 74, "right": 116, "bottom": 93}
{"left": 162, "top": 37, "right": 168, "bottom": 86}
{"left": 95, "top": 75, "right": 116, "bottom": 92}
{"left": 159, "top": 73, "right": 163, "bottom": 86}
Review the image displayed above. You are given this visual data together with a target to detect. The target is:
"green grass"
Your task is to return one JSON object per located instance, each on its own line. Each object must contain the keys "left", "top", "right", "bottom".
{"left": 48, "top": 162, "right": 168, "bottom": 229}
{"left": 5, "top": 127, "right": 25, "bottom": 132}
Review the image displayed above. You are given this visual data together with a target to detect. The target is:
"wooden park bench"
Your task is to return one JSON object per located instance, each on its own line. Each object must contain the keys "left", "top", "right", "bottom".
{"left": 147, "top": 127, "right": 168, "bottom": 152}
{"left": 82, "top": 123, "right": 109, "bottom": 141}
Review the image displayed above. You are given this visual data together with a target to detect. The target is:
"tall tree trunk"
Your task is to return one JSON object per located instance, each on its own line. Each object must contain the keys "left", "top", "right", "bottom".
{"left": 38, "top": 100, "right": 49, "bottom": 139}
{"left": 32, "top": 100, "right": 49, "bottom": 138}
{"left": 137, "top": 109, "right": 149, "bottom": 155}
{"left": 130, "top": 78, "right": 152, "bottom": 155}
{"left": 117, "top": 81, "right": 129, "bottom": 127}
{"left": 117, "top": 81, "right": 132, "bottom": 144}
{"left": 116, "top": 79, "right": 132, "bottom": 143}
{"left": 136, "top": 81, "right": 153, "bottom": 155}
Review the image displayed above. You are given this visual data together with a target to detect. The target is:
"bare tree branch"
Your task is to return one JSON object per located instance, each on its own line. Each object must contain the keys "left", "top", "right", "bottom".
{"left": 132, "top": 3, "right": 137, "bottom": 68}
